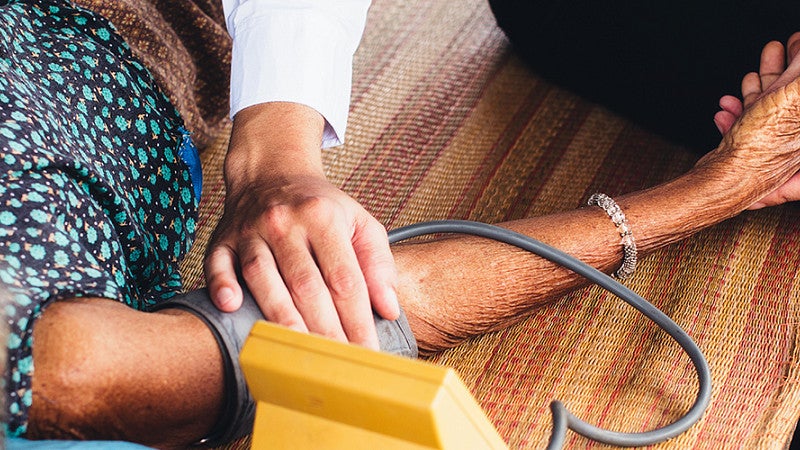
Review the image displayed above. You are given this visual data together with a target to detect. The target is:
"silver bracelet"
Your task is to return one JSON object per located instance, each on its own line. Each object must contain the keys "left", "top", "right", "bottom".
{"left": 587, "top": 193, "right": 637, "bottom": 279}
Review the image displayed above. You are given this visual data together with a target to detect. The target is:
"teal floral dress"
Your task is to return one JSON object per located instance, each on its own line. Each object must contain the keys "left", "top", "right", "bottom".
{"left": 0, "top": 0, "right": 201, "bottom": 436}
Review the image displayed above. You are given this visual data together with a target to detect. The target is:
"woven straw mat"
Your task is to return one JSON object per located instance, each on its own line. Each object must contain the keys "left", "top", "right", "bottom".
{"left": 173, "top": 0, "right": 800, "bottom": 448}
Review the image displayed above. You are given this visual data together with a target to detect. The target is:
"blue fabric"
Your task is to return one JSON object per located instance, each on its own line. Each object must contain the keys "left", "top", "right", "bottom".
{"left": 177, "top": 126, "right": 203, "bottom": 202}
{"left": 6, "top": 437, "right": 153, "bottom": 449}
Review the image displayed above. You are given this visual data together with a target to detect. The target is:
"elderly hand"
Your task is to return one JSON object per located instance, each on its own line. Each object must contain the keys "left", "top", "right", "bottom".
{"left": 707, "top": 32, "right": 800, "bottom": 209}
{"left": 204, "top": 103, "right": 399, "bottom": 350}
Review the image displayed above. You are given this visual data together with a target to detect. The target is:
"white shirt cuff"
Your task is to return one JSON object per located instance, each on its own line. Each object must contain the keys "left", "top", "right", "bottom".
{"left": 225, "top": 1, "right": 370, "bottom": 148}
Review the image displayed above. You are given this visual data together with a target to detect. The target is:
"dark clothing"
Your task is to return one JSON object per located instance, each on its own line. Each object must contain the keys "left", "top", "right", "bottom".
{"left": 0, "top": 0, "right": 199, "bottom": 435}
{"left": 488, "top": 0, "right": 800, "bottom": 151}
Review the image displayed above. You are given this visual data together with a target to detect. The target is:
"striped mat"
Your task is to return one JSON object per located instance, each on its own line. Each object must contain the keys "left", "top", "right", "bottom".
{"left": 178, "top": 0, "right": 800, "bottom": 448}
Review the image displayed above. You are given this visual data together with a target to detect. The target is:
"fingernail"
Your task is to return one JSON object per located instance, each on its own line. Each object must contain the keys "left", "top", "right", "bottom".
{"left": 216, "top": 286, "right": 235, "bottom": 309}
{"left": 387, "top": 288, "right": 400, "bottom": 318}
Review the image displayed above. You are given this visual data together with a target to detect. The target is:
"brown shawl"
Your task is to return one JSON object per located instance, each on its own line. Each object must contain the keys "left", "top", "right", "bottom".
{"left": 75, "top": 0, "right": 232, "bottom": 149}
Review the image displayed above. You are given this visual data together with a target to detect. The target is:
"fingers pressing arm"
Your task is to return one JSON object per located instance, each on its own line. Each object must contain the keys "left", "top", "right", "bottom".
{"left": 204, "top": 103, "right": 399, "bottom": 350}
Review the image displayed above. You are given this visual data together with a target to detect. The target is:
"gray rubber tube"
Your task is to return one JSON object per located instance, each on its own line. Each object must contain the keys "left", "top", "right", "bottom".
{"left": 387, "top": 220, "right": 711, "bottom": 449}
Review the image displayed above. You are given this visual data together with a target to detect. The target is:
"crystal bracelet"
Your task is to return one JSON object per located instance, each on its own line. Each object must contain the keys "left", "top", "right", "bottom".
{"left": 587, "top": 193, "right": 637, "bottom": 279}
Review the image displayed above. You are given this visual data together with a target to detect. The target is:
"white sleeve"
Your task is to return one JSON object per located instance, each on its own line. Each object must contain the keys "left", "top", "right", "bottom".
{"left": 222, "top": 0, "right": 371, "bottom": 148}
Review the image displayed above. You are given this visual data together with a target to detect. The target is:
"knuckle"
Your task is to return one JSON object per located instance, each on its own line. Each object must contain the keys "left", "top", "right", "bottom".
{"left": 316, "top": 324, "right": 346, "bottom": 341}
{"left": 300, "top": 196, "right": 342, "bottom": 224}
{"left": 260, "top": 199, "right": 340, "bottom": 238}
{"left": 300, "top": 195, "right": 329, "bottom": 213}
{"left": 346, "top": 322, "right": 374, "bottom": 344}
{"left": 289, "top": 270, "right": 326, "bottom": 301}
{"left": 205, "top": 244, "right": 229, "bottom": 260}
{"left": 259, "top": 205, "right": 294, "bottom": 238}
{"left": 366, "top": 247, "right": 395, "bottom": 269}
{"left": 202, "top": 270, "right": 226, "bottom": 290}
{"left": 264, "top": 301, "right": 301, "bottom": 326}
{"left": 358, "top": 219, "right": 390, "bottom": 247}
{"left": 326, "top": 266, "right": 364, "bottom": 299}
{"left": 365, "top": 216, "right": 388, "bottom": 234}
{"left": 239, "top": 253, "right": 271, "bottom": 281}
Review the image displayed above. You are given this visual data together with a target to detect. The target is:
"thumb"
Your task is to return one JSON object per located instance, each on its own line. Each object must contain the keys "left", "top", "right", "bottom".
{"left": 204, "top": 244, "right": 244, "bottom": 312}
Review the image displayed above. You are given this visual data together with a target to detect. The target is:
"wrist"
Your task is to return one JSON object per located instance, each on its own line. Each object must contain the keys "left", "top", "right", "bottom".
{"left": 225, "top": 102, "right": 327, "bottom": 188}
{"left": 695, "top": 138, "right": 786, "bottom": 210}
{"left": 619, "top": 160, "right": 752, "bottom": 253}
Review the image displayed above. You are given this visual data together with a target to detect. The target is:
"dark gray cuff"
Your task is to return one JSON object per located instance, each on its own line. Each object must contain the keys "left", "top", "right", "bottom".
{"left": 154, "top": 287, "right": 418, "bottom": 446}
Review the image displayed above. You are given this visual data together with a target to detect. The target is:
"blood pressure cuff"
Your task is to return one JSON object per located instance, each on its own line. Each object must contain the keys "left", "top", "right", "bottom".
{"left": 153, "top": 287, "right": 418, "bottom": 446}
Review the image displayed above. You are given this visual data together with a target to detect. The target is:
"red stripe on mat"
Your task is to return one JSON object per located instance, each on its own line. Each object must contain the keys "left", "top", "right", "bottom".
{"left": 447, "top": 79, "right": 549, "bottom": 220}
{"left": 505, "top": 102, "right": 593, "bottom": 221}
{"left": 697, "top": 210, "right": 800, "bottom": 445}
{"left": 351, "top": 1, "right": 430, "bottom": 107}
{"left": 343, "top": 10, "right": 508, "bottom": 222}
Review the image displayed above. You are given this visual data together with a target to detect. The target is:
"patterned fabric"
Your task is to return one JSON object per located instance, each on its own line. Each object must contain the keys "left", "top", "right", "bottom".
{"left": 73, "top": 0, "right": 231, "bottom": 149}
{"left": 0, "top": 0, "right": 198, "bottom": 435}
